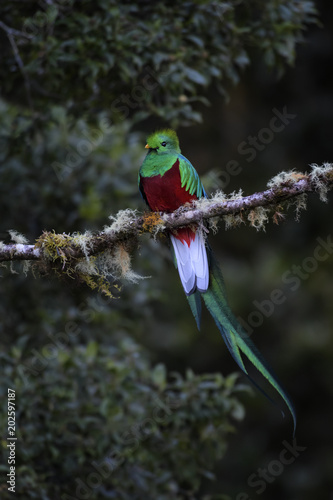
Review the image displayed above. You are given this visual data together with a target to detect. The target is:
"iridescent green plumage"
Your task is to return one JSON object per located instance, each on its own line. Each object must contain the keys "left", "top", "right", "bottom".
{"left": 139, "top": 129, "right": 296, "bottom": 434}
{"left": 139, "top": 129, "right": 205, "bottom": 199}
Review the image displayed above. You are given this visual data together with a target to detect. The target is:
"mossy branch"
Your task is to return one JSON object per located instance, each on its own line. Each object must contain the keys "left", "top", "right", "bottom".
{"left": 1, "top": 164, "right": 332, "bottom": 294}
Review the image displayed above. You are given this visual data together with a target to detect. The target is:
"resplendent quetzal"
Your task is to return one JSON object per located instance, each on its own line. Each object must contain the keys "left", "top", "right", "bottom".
{"left": 138, "top": 129, "right": 296, "bottom": 433}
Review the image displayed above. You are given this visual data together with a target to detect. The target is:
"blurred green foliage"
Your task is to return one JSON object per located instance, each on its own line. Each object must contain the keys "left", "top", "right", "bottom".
{"left": 0, "top": 337, "right": 246, "bottom": 499}
{"left": 0, "top": 1, "right": 327, "bottom": 499}
{"left": 1, "top": 0, "right": 316, "bottom": 125}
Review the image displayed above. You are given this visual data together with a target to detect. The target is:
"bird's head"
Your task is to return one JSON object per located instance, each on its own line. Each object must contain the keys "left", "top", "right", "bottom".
{"left": 145, "top": 129, "right": 180, "bottom": 155}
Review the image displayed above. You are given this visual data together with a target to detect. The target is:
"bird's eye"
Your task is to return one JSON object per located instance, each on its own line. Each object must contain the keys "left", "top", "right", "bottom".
{"left": 161, "top": 142, "right": 167, "bottom": 147}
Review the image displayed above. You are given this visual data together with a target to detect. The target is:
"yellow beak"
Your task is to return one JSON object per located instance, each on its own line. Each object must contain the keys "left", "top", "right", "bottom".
{"left": 145, "top": 143, "right": 150, "bottom": 149}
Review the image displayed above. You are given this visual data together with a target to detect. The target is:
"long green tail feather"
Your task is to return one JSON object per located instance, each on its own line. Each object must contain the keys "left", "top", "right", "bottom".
{"left": 202, "top": 249, "right": 297, "bottom": 435}
{"left": 187, "top": 291, "right": 202, "bottom": 330}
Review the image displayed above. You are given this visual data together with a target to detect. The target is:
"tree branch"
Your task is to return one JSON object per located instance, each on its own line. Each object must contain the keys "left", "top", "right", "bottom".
{"left": 0, "top": 21, "right": 34, "bottom": 110}
{"left": 0, "top": 20, "right": 34, "bottom": 39}
{"left": 1, "top": 164, "right": 332, "bottom": 265}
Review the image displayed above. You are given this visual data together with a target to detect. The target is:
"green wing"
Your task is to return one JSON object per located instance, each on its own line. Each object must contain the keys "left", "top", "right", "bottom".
{"left": 177, "top": 154, "right": 206, "bottom": 326}
{"left": 178, "top": 154, "right": 206, "bottom": 198}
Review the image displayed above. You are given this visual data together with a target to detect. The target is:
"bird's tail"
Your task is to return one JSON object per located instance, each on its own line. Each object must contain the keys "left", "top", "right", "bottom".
{"left": 201, "top": 250, "right": 296, "bottom": 435}
{"left": 170, "top": 230, "right": 209, "bottom": 295}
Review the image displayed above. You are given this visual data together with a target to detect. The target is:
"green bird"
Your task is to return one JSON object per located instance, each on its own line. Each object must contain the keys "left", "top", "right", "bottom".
{"left": 138, "top": 128, "right": 296, "bottom": 433}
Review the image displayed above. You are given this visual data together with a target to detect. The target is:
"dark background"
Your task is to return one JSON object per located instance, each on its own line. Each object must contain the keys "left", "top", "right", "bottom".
{"left": 0, "top": 1, "right": 333, "bottom": 498}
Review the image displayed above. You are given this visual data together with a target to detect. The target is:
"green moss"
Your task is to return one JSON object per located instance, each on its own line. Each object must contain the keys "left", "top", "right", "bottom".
{"left": 35, "top": 230, "right": 73, "bottom": 264}
{"left": 35, "top": 231, "right": 117, "bottom": 297}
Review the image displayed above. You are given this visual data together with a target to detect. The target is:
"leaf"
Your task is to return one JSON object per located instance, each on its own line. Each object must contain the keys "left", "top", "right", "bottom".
{"left": 184, "top": 67, "right": 208, "bottom": 86}
{"left": 234, "top": 51, "right": 250, "bottom": 68}
{"left": 152, "top": 363, "right": 166, "bottom": 389}
{"left": 86, "top": 340, "right": 99, "bottom": 358}
{"left": 186, "top": 35, "right": 205, "bottom": 48}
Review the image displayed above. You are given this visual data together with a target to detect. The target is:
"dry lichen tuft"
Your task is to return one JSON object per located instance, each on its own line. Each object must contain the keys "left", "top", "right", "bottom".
{"left": 267, "top": 170, "right": 307, "bottom": 189}
{"left": 248, "top": 207, "right": 269, "bottom": 231}
{"left": 309, "top": 162, "right": 333, "bottom": 202}
{"left": 9, "top": 230, "right": 29, "bottom": 244}
{"left": 105, "top": 209, "right": 138, "bottom": 234}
